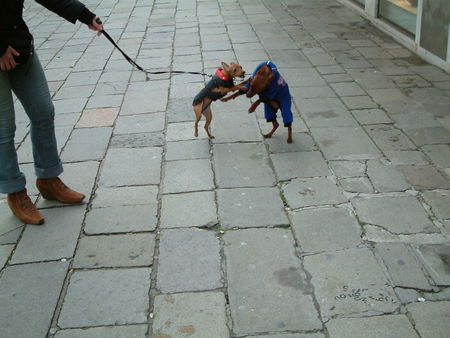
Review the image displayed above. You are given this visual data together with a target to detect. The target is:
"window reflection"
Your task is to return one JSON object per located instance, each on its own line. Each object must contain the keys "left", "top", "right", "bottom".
{"left": 379, "top": 0, "right": 418, "bottom": 35}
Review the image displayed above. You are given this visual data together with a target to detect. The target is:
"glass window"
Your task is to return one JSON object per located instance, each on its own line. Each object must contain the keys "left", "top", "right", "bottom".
{"left": 379, "top": 0, "right": 418, "bottom": 35}
{"left": 353, "top": 0, "right": 366, "bottom": 7}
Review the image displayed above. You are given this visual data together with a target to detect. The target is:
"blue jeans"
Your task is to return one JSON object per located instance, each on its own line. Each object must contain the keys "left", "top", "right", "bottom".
{"left": 0, "top": 53, "right": 63, "bottom": 194}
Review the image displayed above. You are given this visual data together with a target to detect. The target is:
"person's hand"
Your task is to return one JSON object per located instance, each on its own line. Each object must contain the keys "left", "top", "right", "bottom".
{"left": 88, "top": 16, "right": 103, "bottom": 36}
{"left": 0, "top": 46, "right": 20, "bottom": 71}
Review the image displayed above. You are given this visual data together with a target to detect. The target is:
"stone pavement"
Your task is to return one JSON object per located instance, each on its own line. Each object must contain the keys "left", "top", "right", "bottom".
{"left": 1, "top": 0, "right": 450, "bottom": 337}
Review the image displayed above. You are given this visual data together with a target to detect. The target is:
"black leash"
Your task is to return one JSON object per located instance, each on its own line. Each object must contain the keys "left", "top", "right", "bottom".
{"left": 99, "top": 25, "right": 212, "bottom": 80}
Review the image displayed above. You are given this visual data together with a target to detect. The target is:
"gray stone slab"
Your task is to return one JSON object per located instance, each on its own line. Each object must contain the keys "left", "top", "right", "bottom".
{"left": 224, "top": 229, "right": 322, "bottom": 335}
{"left": 365, "top": 124, "right": 416, "bottom": 151}
{"left": 291, "top": 207, "right": 361, "bottom": 253}
{"left": 352, "top": 196, "right": 438, "bottom": 234}
{"left": 152, "top": 292, "right": 229, "bottom": 338}
{"left": 92, "top": 186, "right": 158, "bottom": 208}
{"left": 351, "top": 108, "right": 393, "bottom": 125}
{"left": 214, "top": 143, "right": 276, "bottom": 188}
{"left": 99, "top": 147, "right": 162, "bottom": 187}
{"left": 114, "top": 112, "right": 165, "bottom": 134}
{"left": 157, "top": 228, "right": 222, "bottom": 292}
{"left": 384, "top": 150, "right": 429, "bottom": 165}
{"left": 0, "top": 261, "right": 69, "bottom": 338}
{"left": 326, "top": 315, "right": 418, "bottom": 338}
{"left": 166, "top": 121, "right": 208, "bottom": 141}
{"left": 282, "top": 177, "right": 348, "bottom": 209}
{"left": 329, "top": 160, "right": 366, "bottom": 178}
{"left": 415, "top": 245, "right": 450, "bottom": 286}
{"left": 162, "top": 159, "right": 214, "bottom": 194}
{"left": 11, "top": 205, "right": 86, "bottom": 264}
{"left": 167, "top": 97, "right": 196, "bottom": 123}
{"left": 84, "top": 204, "right": 157, "bottom": 234}
{"left": 218, "top": 187, "right": 289, "bottom": 228}
{"left": 422, "top": 145, "right": 450, "bottom": 168}
{"left": 0, "top": 201, "right": 24, "bottom": 245}
{"left": 406, "top": 127, "right": 450, "bottom": 146}
{"left": 375, "top": 243, "right": 432, "bottom": 290}
{"left": 339, "top": 176, "right": 374, "bottom": 193}
{"left": 0, "top": 244, "right": 13, "bottom": 269}
{"left": 55, "top": 326, "right": 148, "bottom": 338}
{"left": 304, "top": 248, "right": 399, "bottom": 319}
{"left": 266, "top": 132, "right": 317, "bottom": 153}
{"left": 61, "top": 127, "right": 112, "bottom": 162}
{"left": 297, "top": 98, "right": 358, "bottom": 128}
{"left": 406, "top": 301, "right": 450, "bottom": 338}
{"left": 271, "top": 151, "right": 330, "bottom": 181}
{"left": 120, "top": 81, "right": 168, "bottom": 114}
{"left": 246, "top": 335, "right": 325, "bottom": 338}
{"left": 73, "top": 233, "right": 155, "bottom": 269}
{"left": 110, "top": 132, "right": 164, "bottom": 148}
{"left": 53, "top": 98, "right": 87, "bottom": 114}
{"left": 421, "top": 190, "right": 450, "bottom": 219}
{"left": 160, "top": 191, "right": 217, "bottom": 228}
{"left": 342, "top": 96, "right": 378, "bottom": 109}
{"left": 58, "top": 268, "right": 151, "bottom": 328}
{"left": 330, "top": 82, "right": 365, "bottom": 96}
{"left": 396, "top": 165, "right": 450, "bottom": 190}
{"left": 165, "top": 139, "right": 210, "bottom": 161}
{"left": 367, "top": 159, "right": 410, "bottom": 192}
{"left": 311, "top": 126, "right": 381, "bottom": 160}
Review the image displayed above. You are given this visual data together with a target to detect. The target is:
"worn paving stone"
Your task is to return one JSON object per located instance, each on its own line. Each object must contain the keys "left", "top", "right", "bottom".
{"left": 304, "top": 248, "right": 400, "bottom": 319}
{"left": 282, "top": 177, "right": 348, "bottom": 209}
{"left": 406, "top": 301, "right": 450, "bottom": 338}
{"left": 114, "top": 112, "right": 165, "bottom": 134}
{"left": 218, "top": 187, "right": 289, "bottom": 228}
{"left": 99, "top": 147, "right": 162, "bottom": 187}
{"left": 76, "top": 108, "right": 119, "bottom": 128}
{"left": 214, "top": 143, "right": 276, "bottom": 188}
{"left": 341, "top": 95, "right": 378, "bottom": 109}
{"left": 365, "top": 124, "right": 416, "bottom": 152}
{"left": 0, "top": 261, "right": 69, "bottom": 338}
{"left": 160, "top": 191, "right": 217, "bottom": 228}
{"left": 421, "top": 190, "right": 450, "bottom": 219}
{"left": 297, "top": 98, "right": 358, "bottom": 128}
{"left": 120, "top": 81, "right": 168, "bottom": 114}
{"left": 0, "top": 201, "right": 25, "bottom": 245}
{"left": 225, "top": 228, "right": 322, "bottom": 335}
{"left": 339, "top": 176, "right": 374, "bottom": 193}
{"left": 422, "top": 145, "right": 450, "bottom": 168}
{"left": 162, "top": 159, "right": 214, "bottom": 194}
{"left": 326, "top": 315, "right": 418, "bottom": 338}
{"left": 55, "top": 326, "right": 148, "bottom": 338}
{"left": 330, "top": 82, "right": 365, "bottom": 96}
{"left": 167, "top": 97, "right": 196, "bottom": 123}
{"left": 367, "top": 159, "right": 410, "bottom": 192}
{"left": 291, "top": 207, "right": 361, "bottom": 253}
{"left": 351, "top": 108, "right": 392, "bottom": 125}
{"left": 58, "top": 268, "right": 151, "bottom": 328}
{"left": 61, "top": 127, "right": 112, "bottom": 162}
{"left": 0, "top": 244, "right": 14, "bottom": 270}
{"left": 92, "top": 186, "right": 158, "bottom": 208}
{"left": 311, "top": 126, "right": 381, "bottom": 160}
{"left": 165, "top": 139, "right": 210, "bottom": 161}
{"left": 166, "top": 121, "right": 208, "bottom": 141}
{"left": 329, "top": 160, "right": 366, "bottom": 178}
{"left": 151, "top": 292, "right": 228, "bottom": 338}
{"left": 396, "top": 165, "right": 450, "bottom": 190}
{"left": 375, "top": 243, "right": 432, "bottom": 290}
{"left": 352, "top": 196, "right": 438, "bottom": 234}
{"left": 11, "top": 205, "right": 86, "bottom": 264}
{"left": 415, "top": 245, "right": 450, "bottom": 286}
{"left": 406, "top": 127, "right": 450, "bottom": 146}
{"left": 384, "top": 150, "right": 429, "bottom": 165}
{"left": 271, "top": 151, "right": 330, "bottom": 181}
{"left": 266, "top": 132, "right": 317, "bottom": 153}
{"left": 110, "top": 132, "right": 164, "bottom": 148}
{"left": 157, "top": 228, "right": 222, "bottom": 292}
{"left": 246, "top": 334, "right": 325, "bottom": 338}
{"left": 84, "top": 204, "right": 157, "bottom": 234}
{"left": 73, "top": 233, "right": 155, "bottom": 269}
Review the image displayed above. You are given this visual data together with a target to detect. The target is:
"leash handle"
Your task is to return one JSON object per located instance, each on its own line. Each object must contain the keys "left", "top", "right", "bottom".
{"left": 97, "top": 20, "right": 212, "bottom": 79}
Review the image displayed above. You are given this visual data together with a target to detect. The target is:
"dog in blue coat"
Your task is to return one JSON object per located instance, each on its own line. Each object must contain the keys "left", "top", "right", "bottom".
{"left": 222, "top": 61, "right": 293, "bottom": 143}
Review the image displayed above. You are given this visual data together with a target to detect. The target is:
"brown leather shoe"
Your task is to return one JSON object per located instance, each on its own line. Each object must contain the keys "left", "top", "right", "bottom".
{"left": 7, "top": 189, "right": 45, "bottom": 225}
{"left": 36, "top": 177, "right": 85, "bottom": 203}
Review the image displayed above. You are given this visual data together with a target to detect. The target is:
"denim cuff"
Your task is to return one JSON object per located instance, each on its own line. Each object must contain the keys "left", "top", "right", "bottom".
{"left": 0, "top": 173, "right": 26, "bottom": 194}
{"left": 35, "top": 161, "right": 63, "bottom": 179}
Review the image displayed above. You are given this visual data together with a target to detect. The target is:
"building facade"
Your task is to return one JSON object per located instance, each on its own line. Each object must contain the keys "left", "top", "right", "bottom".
{"left": 339, "top": 0, "right": 450, "bottom": 72}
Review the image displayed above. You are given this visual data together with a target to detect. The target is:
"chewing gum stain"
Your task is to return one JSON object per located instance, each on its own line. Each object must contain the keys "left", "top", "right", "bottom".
{"left": 178, "top": 325, "right": 196, "bottom": 334}
{"left": 164, "top": 295, "right": 176, "bottom": 303}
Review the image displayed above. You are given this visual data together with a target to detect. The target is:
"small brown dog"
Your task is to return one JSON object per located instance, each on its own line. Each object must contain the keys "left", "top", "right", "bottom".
{"left": 192, "top": 62, "right": 247, "bottom": 139}
{"left": 223, "top": 61, "right": 293, "bottom": 143}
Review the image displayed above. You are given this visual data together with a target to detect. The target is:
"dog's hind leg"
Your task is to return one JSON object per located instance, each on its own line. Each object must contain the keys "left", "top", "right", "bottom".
{"left": 193, "top": 104, "right": 202, "bottom": 137}
{"left": 264, "top": 120, "right": 279, "bottom": 139}
{"left": 203, "top": 105, "right": 215, "bottom": 139}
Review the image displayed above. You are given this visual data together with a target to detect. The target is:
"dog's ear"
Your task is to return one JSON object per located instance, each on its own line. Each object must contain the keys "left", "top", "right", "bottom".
{"left": 221, "top": 62, "right": 230, "bottom": 71}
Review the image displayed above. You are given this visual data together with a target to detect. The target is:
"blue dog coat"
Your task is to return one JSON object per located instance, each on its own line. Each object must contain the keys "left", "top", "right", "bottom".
{"left": 246, "top": 61, "right": 293, "bottom": 127}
